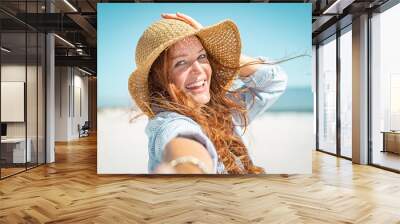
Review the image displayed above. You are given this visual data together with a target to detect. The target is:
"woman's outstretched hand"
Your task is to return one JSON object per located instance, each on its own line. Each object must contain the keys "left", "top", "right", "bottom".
{"left": 161, "top": 12, "right": 203, "bottom": 30}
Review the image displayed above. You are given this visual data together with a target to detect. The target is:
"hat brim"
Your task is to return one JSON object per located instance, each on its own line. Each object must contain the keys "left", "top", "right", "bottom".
{"left": 128, "top": 19, "right": 241, "bottom": 116}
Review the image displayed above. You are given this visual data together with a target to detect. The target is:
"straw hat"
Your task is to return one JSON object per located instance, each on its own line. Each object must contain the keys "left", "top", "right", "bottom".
{"left": 128, "top": 18, "right": 242, "bottom": 117}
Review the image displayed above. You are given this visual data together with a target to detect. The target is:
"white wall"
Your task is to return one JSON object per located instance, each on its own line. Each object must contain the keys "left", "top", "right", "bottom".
{"left": 1, "top": 65, "right": 27, "bottom": 142}
{"left": 1, "top": 65, "right": 40, "bottom": 138}
{"left": 1, "top": 65, "right": 26, "bottom": 125}
{"left": 46, "top": 32, "right": 56, "bottom": 163}
{"left": 1, "top": 82, "right": 25, "bottom": 122}
{"left": 55, "top": 67, "right": 89, "bottom": 141}
{"left": 352, "top": 14, "right": 369, "bottom": 164}
{"left": 72, "top": 73, "right": 89, "bottom": 138}
{"left": 55, "top": 67, "right": 69, "bottom": 141}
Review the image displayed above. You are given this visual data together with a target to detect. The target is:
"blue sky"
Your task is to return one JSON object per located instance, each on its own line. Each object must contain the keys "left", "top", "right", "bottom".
{"left": 98, "top": 3, "right": 312, "bottom": 108}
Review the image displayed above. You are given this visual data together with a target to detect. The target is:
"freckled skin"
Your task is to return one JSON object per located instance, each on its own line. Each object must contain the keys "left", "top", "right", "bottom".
{"left": 167, "top": 36, "right": 212, "bottom": 104}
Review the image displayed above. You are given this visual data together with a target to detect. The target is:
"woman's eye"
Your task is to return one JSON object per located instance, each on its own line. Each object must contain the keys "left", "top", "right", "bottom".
{"left": 175, "top": 60, "right": 186, "bottom": 67}
{"left": 198, "top": 54, "right": 207, "bottom": 60}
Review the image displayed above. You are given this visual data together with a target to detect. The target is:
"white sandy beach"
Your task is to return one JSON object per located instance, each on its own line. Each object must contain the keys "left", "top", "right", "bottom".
{"left": 98, "top": 107, "right": 313, "bottom": 174}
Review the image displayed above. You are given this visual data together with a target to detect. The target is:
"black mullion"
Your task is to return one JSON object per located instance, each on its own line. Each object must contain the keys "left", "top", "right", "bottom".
{"left": 36, "top": 0, "right": 39, "bottom": 168}
{"left": 367, "top": 11, "right": 373, "bottom": 166}
{"left": 337, "top": 34, "right": 340, "bottom": 156}
{"left": 316, "top": 45, "right": 319, "bottom": 150}
{"left": 0, "top": 26, "right": 2, "bottom": 179}
{"left": 44, "top": 31, "right": 47, "bottom": 164}
{"left": 43, "top": 0, "right": 47, "bottom": 165}
{"left": 25, "top": 0, "right": 28, "bottom": 171}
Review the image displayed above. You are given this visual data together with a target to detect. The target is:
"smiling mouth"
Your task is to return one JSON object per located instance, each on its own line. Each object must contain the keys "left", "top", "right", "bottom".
{"left": 185, "top": 79, "right": 206, "bottom": 91}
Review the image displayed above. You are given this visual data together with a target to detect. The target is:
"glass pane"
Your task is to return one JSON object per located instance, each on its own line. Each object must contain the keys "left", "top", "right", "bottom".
{"left": 38, "top": 32, "right": 45, "bottom": 165}
{"left": 318, "top": 37, "right": 337, "bottom": 154}
{"left": 340, "top": 29, "right": 352, "bottom": 158}
{"left": 371, "top": 4, "right": 400, "bottom": 171}
{"left": 1, "top": 31, "right": 27, "bottom": 177}
{"left": 0, "top": 1, "right": 46, "bottom": 178}
{"left": 27, "top": 31, "right": 38, "bottom": 169}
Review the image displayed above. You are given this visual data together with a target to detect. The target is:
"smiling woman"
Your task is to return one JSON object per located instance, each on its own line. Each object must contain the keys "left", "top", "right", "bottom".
{"left": 167, "top": 36, "right": 212, "bottom": 105}
{"left": 128, "top": 13, "right": 288, "bottom": 174}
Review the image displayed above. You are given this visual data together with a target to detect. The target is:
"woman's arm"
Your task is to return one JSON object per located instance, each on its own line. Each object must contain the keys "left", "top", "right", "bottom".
{"left": 153, "top": 137, "right": 213, "bottom": 174}
{"left": 147, "top": 112, "right": 219, "bottom": 174}
{"left": 165, "top": 137, "right": 213, "bottom": 173}
{"left": 238, "top": 55, "right": 264, "bottom": 77}
{"left": 236, "top": 57, "right": 288, "bottom": 124}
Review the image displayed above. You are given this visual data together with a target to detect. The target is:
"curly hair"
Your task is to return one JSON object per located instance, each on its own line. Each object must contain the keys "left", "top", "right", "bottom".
{"left": 146, "top": 44, "right": 265, "bottom": 174}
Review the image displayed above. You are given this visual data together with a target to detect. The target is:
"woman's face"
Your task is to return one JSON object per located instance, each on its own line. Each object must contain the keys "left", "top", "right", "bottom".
{"left": 167, "top": 36, "right": 212, "bottom": 105}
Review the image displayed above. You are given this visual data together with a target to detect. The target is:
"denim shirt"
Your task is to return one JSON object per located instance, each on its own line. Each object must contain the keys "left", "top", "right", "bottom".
{"left": 145, "top": 58, "right": 288, "bottom": 173}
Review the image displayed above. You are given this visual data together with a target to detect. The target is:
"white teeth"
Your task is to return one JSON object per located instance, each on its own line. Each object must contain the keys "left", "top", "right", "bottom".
{"left": 186, "top": 80, "right": 205, "bottom": 89}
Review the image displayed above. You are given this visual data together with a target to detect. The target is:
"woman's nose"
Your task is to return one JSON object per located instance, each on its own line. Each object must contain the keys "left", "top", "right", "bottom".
{"left": 190, "top": 60, "right": 202, "bottom": 75}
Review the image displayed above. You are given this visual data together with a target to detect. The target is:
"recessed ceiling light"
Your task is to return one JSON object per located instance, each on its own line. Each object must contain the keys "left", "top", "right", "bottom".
{"left": 54, "top": 34, "right": 75, "bottom": 48}
{"left": 1, "top": 47, "right": 11, "bottom": 53}
{"left": 78, "top": 67, "right": 93, "bottom": 76}
{"left": 63, "top": 0, "right": 78, "bottom": 12}
{"left": 322, "top": 0, "right": 354, "bottom": 15}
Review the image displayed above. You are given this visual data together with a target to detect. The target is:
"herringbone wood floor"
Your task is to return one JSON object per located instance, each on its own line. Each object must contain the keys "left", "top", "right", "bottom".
{"left": 1, "top": 134, "right": 400, "bottom": 224}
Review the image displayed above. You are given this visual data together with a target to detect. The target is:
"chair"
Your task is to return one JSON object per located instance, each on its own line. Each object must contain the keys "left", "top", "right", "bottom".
{"left": 79, "top": 121, "right": 90, "bottom": 138}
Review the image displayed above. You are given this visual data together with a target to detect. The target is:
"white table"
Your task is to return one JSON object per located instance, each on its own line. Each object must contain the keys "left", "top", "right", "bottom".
{"left": 1, "top": 138, "right": 31, "bottom": 163}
